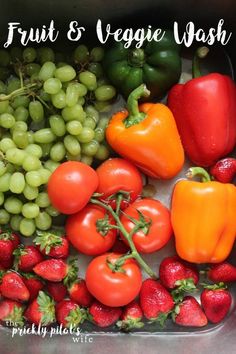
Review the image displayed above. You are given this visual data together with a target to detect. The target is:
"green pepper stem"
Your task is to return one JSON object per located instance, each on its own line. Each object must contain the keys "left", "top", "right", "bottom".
{"left": 124, "top": 84, "right": 150, "bottom": 128}
{"left": 192, "top": 47, "right": 210, "bottom": 78}
{"left": 90, "top": 197, "right": 157, "bottom": 279}
{"left": 186, "top": 167, "right": 211, "bottom": 182}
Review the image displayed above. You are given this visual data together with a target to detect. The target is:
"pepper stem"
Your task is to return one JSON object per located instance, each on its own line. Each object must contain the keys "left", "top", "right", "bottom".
{"left": 124, "top": 84, "right": 150, "bottom": 128}
{"left": 192, "top": 47, "right": 210, "bottom": 78}
{"left": 186, "top": 167, "right": 211, "bottom": 182}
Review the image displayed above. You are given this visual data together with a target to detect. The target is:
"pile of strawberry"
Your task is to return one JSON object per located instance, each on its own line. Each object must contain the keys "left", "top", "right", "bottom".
{"left": 0, "top": 228, "right": 235, "bottom": 330}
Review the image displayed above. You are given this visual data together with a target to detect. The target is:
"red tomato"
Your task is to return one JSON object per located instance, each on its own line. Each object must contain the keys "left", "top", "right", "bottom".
{"left": 47, "top": 161, "right": 98, "bottom": 214}
{"left": 66, "top": 204, "right": 117, "bottom": 256}
{"left": 96, "top": 158, "right": 143, "bottom": 208}
{"left": 85, "top": 253, "right": 142, "bottom": 307}
{"left": 121, "top": 198, "right": 172, "bottom": 253}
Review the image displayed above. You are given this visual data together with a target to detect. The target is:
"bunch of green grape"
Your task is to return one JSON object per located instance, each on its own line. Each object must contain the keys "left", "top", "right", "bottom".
{"left": 0, "top": 45, "right": 116, "bottom": 236}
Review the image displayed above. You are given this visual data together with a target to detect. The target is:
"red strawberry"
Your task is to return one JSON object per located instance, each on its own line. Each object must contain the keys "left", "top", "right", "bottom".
{"left": 0, "top": 258, "right": 14, "bottom": 269}
{"left": 89, "top": 301, "right": 122, "bottom": 328}
{"left": 34, "top": 230, "right": 69, "bottom": 259}
{"left": 207, "top": 262, "right": 236, "bottom": 283}
{"left": 0, "top": 272, "right": 30, "bottom": 301}
{"left": 0, "top": 233, "right": 14, "bottom": 263}
{"left": 10, "top": 232, "right": 20, "bottom": 249}
{"left": 24, "top": 290, "right": 55, "bottom": 326}
{"left": 0, "top": 299, "right": 24, "bottom": 326}
{"left": 200, "top": 283, "right": 232, "bottom": 324}
{"left": 140, "top": 279, "right": 175, "bottom": 325}
{"left": 33, "top": 258, "right": 78, "bottom": 283}
{"left": 56, "top": 299, "right": 87, "bottom": 328}
{"left": 13, "top": 245, "right": 44, "bottom": 272}
{"left": 46, "top": 282, "right": 67, "bottom": 302}
{"left": 159, "top": 256, "right": 199, "bottom": 289}
{"left": 210, "top": 158, "right": 236, "bottom": 183}
{"left": 173, "top": 296, "right": 208, "bottom": 327}
{"left": 116, "top": 300, "right": 144, "bottom": 331}
{"left": 68, "top": 279, "right": 94, "bottom": 307}
{"left": 22, "top": 273, "right": 44, "bottom": 301}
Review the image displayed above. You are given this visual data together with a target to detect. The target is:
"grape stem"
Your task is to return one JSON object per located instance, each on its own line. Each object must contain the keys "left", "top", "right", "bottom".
{"left": 90, "top": 197, "right": 157, "bottom": 279}
{"left": 0, "top": 83, "right": 38, "bottom": 102}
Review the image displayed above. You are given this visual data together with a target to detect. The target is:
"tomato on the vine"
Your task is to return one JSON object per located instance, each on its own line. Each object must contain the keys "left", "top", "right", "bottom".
{"left": 96, "top": 158, "right": 143, "bottom": 208}
{"left": 47, "top": 161, "right": 98, "bottom": 214}
{"left": 121, "top": 198, "right": 172, "bottom": 253}
{"left": 66, "top": 204, "right": 117, "bottom": 256}
{"left": 85, "top": 253, "right": 142, "bottom": 307}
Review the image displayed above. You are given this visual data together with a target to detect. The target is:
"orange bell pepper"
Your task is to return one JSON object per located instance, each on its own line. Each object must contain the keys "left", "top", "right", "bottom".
{"left": 171, "top": 167, "right": 236, "bottom": 264}
{"left": 106, "top": 84, "right": 184, "bottom": 179}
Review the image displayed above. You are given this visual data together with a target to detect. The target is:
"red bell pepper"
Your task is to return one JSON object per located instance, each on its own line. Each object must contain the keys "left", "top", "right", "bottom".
{"left": 167, "top": 47, "right": 236, "bottom": 167}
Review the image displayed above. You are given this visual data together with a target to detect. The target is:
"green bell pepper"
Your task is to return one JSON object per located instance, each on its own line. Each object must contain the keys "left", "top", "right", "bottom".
{"left": 103, "top": 30, "right": 182, "bottom": 99}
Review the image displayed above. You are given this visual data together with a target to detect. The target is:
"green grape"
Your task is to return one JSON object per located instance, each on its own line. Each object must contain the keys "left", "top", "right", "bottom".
{"left": 30, "top": 73, "right": 39, "bottom": 83}
{"left": 25, "top": 171, "right": 42, "bottom": 187}
{"left": 29, "top": 101, "right": 44, "bottom": 122}
{"left": 80, "top": 155, "right": 93, "bottom": 165}
{"left": 6, "top": 163, "right": 16, "bottom": 173}
{"left": 0, "top": 50, "right": 10, "bottom": 67}
{"left": 97, "top": 116, "right": 109, "bottom": 129}
{"left": 81, "top": 140, "right": 99, "bottom": 156}
{"left": 45, "top": 205, "right": 60, "bottom": 217}
{"left": 25, "top": 144, "right": 43, "bottom": 158}
{"left": 0, "top": 138, "right": 16, "bottom": 152}
{"left": 85, "top": 105, "right": 99, "bottom": 123}
{"left": 35, "top": 192, "right": 50, "bottom": 208}
{"left": 77, "top": 127, "right": 95, "bottom": 143}
{"left": 94, "top": 100, "right": 112, "bottom": 112}
{"left": 9, "top": 172, "right": 25, "bottom": 193}
{"left": 23, "top": 183, "right": 39, "bottom": 200}
{"left": 38, "top": 61, "right": 56, "bottom": 81}
{"left": 0, "top": 113, "right": 15, "bottom": 128}
{"left": 0, "top": 192, "right": 4, "bottom": 205}
{"left": 38, "top": 168, "right": 51, "bottom": 183}
{"left": 6, "top": 148, "right": 26, "bottom": 165}
{"left": 7, "top": 78, "right": 21, "bottom": 94}
{"left": 66, "top": 120, "right": 83, "bottom": 135}
{"left": 95, "top": 85, "right": 116, "bottom": 102}
{"left": 30, "top": 120, "right": 46, "bottom": 131}
{"left": 77, "top": 97, "right": 85, "bottom": 106}
{"left": 62, "top": 104, "right": 86, "bottom": 122}
{"left": 25, "top": 63, "right": 41, "bottom": 76}
{"left": 20, "top": 218, "right": 36, "bottom": 237}
{"left": 14, "top": 106, "right": 29, "bottom": 122}
{"left": 64, "top": 135, "right": 81, "bottom": 156}
{"left": 40, "top": 143, "right": 52, "bottom": 158}
{"left": 44, "top": 159, "right": 60, "bottom": 173}
{"left": 22, "top": 155, "right": 42, "bottom": 171}
{"left": 38, "top": 89, "right": 51, "bottom": 102}
{"left": 4, "top": 196, "right": 23, "bottom": 214}
{"left": 37, "top": 47, "right": 55, "bottom": 64}
{"left": 66, "top": 152, "right": 81, "bottom": 161}
{"left": 57, "top": 62, "right": 67, "bottom": 68}
{"left": 50, "top": 142, "right": 66, "bottom": 162}
{"left": 0, "top": 161, "right": 7, "bottom": 177}
{"left": 95, "top": 144, "right": 110, "bottom": 160}
{"left": 11, "top": 121, "right": 28, "bottom": 132}
{"left": 11, "top": 95, "right": 30, "bottom": 109}
{"left": 12, "top": 130, "right": 29, "bottom": 148}
{"left": 88, "top": 62, "right": 104, "bottom": 79}
{"left": 66, "top": 83, "right": 80, "bottom": 107}
{"left": 0, "top": 209, "right": 10, "bottom": 225}
{"left": 74, "top": 45, "right": 89, "bottom": 63}
{"left": 23, "top": 47, "right": 37, "bottom": 63}
{"left": 6, "top": 106, "right": 14, "bottom": 115}
{"left": 43, "top": 78, "right": 62, "bottom": 95}
{"left": 34, "top": 129, "right": 56, "bottom": 144}
{"left": 90, "top": 47, "right": 104, "bottom": 62}
{"left": 83, "top": 117, "right": 97, "bottom": 130}
{"left": 51, "top": 89, "right": 66, "bottom": 109}
{"left": 22, "top": 202, "right": 40, "bottom": 218}
{"left": 54, "top": 65, "right": 76, "bottom": 82}
{"left": 49, "top": 115, "right": 66, "bottom": 137}
{"left": 27, "top": 131, "right": 34, "bottom": 144}
{"left": 0, "top": 100, "right": 9, "bottom": 114}
{"left": 94, "top": 127, "right": 105, "bottom": 142}
{"left": 79, "top": 71, "right": 97, "bottom": 90}
{"left": 35, "top": 211, "right": 52, "bottom": 230}
{"left": 76, "top": 83, "right": 87, "bottom": 97}
{"left": 10, "top": 47, "right": 23, "bottom": 62}
{"left": 10, "top": 215, "right": 23, "bottom": 231}
{"left": 97, "top": 78, "right": 110, "bottom": 87}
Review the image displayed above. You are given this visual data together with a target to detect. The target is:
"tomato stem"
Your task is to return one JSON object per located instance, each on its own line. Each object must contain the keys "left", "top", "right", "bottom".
{"left": 90, "top": 197, "right": 157, "bottom": 279}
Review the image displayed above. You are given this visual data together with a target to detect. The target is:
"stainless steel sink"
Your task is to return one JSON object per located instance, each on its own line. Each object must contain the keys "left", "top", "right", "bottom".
{"left": 0, "top": 1, "right": 236, "bottom": 353}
